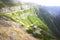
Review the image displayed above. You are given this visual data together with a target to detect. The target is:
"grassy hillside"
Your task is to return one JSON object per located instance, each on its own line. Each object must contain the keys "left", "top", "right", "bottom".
{"left": 0, "top": 2, "right": 58, "bottom": 40}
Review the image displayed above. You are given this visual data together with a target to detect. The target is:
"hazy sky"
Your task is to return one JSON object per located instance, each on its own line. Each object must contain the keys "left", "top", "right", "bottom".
{"left": 21, "top": 0, "right": 60, "bottom": 6}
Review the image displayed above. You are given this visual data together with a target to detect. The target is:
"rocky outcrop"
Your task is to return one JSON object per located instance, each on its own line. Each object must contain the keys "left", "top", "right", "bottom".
{"left": 0, "top": 5, "right": 31, "bottom": 13}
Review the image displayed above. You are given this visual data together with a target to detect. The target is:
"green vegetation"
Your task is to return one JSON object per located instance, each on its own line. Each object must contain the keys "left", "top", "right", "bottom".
{"left": 0, "top": 1, "right": 22, "bottom": 8}
{"left": 0, "top": 1, "right": 7, "bottom": 8}
{"left": 0, "top": 2, "right": 58, "bottom": 40}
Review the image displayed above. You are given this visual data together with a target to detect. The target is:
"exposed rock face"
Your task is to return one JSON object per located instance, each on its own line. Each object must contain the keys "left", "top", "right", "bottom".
{"left": 0, "top": 19, "right": 38, "bottom": 40}
{"left": 0, "top": 5, "right": 30, "bottom": 13}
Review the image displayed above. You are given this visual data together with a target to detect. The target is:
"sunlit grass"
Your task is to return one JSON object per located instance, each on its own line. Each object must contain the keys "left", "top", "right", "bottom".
{"left": 0, "top": 5, "right": 56, "bottom": 40}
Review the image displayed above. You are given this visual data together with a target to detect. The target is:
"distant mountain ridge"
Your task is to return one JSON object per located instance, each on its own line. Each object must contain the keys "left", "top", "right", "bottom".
{"left": 36, "top": 5, "right": 60, "bottom": 38}
{"left": 39, "top": 5, "right": 60, "bottom": 16}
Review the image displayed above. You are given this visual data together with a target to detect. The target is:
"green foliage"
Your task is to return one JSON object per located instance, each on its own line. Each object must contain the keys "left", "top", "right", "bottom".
{"left": 0, "top": 1, "right": 7, "bottom": 8}
{"left": 0, "top": 5, "right": 56, "bottom": 40}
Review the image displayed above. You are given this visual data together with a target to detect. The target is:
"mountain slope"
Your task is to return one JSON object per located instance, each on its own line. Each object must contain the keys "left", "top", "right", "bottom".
{"left": 0, "top": 19, "right": 39, "bottom": 40}
{"left": 36, "top": 6, "right": 60, "bottom": 38}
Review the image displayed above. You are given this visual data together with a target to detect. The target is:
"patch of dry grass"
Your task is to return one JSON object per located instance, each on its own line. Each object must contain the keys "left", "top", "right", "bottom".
{"left": 0, "top": 20, "right": 39, "bottom": 40}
